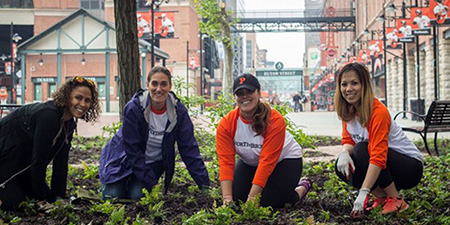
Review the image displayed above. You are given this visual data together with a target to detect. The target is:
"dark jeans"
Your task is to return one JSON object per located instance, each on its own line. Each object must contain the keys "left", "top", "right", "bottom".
{"left": 0, "top": 172, "right": 33, "bottom": 211}
{"left": 335, "top": 142, "right": 423, "bottom": 191}
{"left": 233, "top": 158, "right": 303, "bottom": 208}
{"left": 102, "top": 160, "right": 164, "bottom": 200}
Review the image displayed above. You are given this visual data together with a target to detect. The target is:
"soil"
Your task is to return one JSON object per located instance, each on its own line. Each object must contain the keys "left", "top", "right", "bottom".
{"left": 1, "top": 136, "right": 448, "bottom": 224}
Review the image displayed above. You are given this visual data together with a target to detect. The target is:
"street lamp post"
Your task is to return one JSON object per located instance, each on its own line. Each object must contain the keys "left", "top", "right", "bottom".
{"left": 149, "top": 0, "right": 169, "bottom": 68}
{"left": 9, "top": 22, "right": 22, "bottom": 104}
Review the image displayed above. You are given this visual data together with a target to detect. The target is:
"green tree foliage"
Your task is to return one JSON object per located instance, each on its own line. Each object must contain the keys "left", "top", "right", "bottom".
{"left": 194, "top": 0, "right": 238, "bottom": 94}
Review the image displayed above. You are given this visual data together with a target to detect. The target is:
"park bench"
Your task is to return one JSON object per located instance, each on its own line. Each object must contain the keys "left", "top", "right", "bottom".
{"left": 394, "top": 100, "right": 450, "bottom": 156}
{"left": 0, "top": 104, "right": 22, "bottom": 118}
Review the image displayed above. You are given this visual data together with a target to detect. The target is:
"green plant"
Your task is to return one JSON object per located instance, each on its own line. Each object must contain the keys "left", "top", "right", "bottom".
{"left": 236, "top": 194, "right": 277, "bottom": 221}
{"left": 89, "top": 201, "right": 116, "bottom": 215}
{"left": 132, "top": 214, "right": 150, "bottom": 225}
{"left": 81, "top": 161, "right": 99, "bottom": 179}
{"left": 102, "top": 122, "right": 122, "bottom": 140}
{"left": 182, "top": 209, "right": 211, "bottom": 225}
{"left": 213, "top": 204, "right": 238, "bottom": 225}
{"left": 172, "top": 77, "right": 205, "bottom": 113}
{"left": 106, "top": 205, "right": 130, "bottom": 225}
{"left": 139, "top": 185, "right": 162, "bottom": 206}
{"left": 204, "top": 93, "right": 234, "bottom": 130}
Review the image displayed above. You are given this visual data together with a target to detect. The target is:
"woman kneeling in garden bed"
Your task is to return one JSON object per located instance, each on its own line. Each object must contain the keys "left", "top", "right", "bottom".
{"left": 99, "top": 66, "right": 210, "bottom": 200}
{"left": 216, "top": 74, "right": 312, "bottom": 208}
{"left": 0, "top": 77, "right": 101, "bottom": 210}
{"left": 334, "top": 63, "right": 423, "bottom": 217}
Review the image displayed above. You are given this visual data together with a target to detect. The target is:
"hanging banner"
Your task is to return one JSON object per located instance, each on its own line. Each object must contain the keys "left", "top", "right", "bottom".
{"left": 358, "top": 49, "right": 370, "bottom": 65}
{"left": 429, "top": 0, "right": 450, "bottom": 25}
{"left": 369, "top": 40, "right": 384, "bottom": 77}
{"left": 137, "top": 11, "right": 176, "bottom": 39}
{"left": 397, "top": 19, "right": 415, "bottom": 42}
{"left": 386, "top": 27, "right": 402, "bottom": 49}
{"left": 411, "top": 7, "right": 432, "bottom": 35}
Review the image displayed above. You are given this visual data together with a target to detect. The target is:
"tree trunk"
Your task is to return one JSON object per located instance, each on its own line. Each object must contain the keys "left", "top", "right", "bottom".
{"left": 223, "top": 43, "right": 234, "bottom": 94}
{"left": 221, "top": 7, "right": 234, "bottom": 95}
{"left": 114, "top": 0, "right": 141, "bottom": 119}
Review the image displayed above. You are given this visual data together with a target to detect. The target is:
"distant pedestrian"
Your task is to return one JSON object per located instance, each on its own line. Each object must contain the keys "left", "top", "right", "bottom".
{"left": 99, "top": 66, "right": 209, "bottom": 200}
{"left": 0, "top": 77, "right": 101, "bottom": 210}
{"left": 334, "top": 63, "right": 423, "bottom": 217}
{"left": 216, "top": 74, "right": 312, "bottom": 208}
{"left": 293, "top": 93, "right": 301, "bottom": 112}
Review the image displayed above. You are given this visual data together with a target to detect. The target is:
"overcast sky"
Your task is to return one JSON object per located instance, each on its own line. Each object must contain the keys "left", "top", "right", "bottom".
{"left": 244, "top": 0, "right": 306, "bottom": 68}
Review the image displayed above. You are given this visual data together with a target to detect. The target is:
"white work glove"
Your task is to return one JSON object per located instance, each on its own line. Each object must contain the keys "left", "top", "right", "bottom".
{"left": 336, "top": 150, "right": 355, "bottom": 180}
{"left": 351, "top": 188, "right": 370, "bottom": 218}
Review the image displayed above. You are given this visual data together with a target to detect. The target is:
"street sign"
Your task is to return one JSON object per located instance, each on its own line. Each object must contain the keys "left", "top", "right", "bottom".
{"left": 275, "top": 62, "right": 284, "bottom": 71}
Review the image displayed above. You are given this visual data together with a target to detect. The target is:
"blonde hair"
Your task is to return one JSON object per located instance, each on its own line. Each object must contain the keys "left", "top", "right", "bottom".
{"left": 334, "top": 63, "right": 374, "bottom": 127}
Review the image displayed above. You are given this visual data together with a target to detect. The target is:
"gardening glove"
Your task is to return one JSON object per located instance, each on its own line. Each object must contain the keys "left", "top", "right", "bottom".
{"left": 351, "top": 188, "right": 370, "bottom": 218}
{"left": 337, "top": 150, "right": 355, "bottom": 180}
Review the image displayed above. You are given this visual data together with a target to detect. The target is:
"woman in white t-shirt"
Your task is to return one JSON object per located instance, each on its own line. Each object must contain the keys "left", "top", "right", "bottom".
{"left": 334, "top": 63, "right": 423, "bottom": 217}
{"left": 216, "top": 74, "right": 312, "bottom": 208}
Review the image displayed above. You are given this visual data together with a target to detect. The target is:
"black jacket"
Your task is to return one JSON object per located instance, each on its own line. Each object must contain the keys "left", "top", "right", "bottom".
{"left": 0, "top": 101, "right": 76, "bottom": 202}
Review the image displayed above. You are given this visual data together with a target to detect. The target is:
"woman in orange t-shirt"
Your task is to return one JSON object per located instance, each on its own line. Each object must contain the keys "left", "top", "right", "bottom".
{"left": 216, "top": 74, "right": 312, "bottom": 208}
{"left": 334, "top": 63, "right": 423, "bottom": 217}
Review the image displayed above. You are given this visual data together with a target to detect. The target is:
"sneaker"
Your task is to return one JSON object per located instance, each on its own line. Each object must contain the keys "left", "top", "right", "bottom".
{"left": 382, "top": 196, "right": 409, "bottom": 214}
{"left": 366, "top": 196, "right": 386, "bottom": 211}
{"left": 295, "top": 177, "right": 313, "bottom": 203}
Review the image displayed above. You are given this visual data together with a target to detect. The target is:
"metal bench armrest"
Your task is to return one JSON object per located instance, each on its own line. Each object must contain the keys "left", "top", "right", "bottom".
{"left": 393, "top": 111, "right": 426, "bottom": 122}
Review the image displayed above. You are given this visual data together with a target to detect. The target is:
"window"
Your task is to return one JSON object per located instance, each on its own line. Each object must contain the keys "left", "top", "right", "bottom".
{"left": 34, "top": 83, "right": 42, "bottom": 101}
{"left": 48, "top": 83, "right": 56, "bottom": 99}
{"left": 98, "top": 82, "right": 105, "bottom": 98}
{"left": 0, "top": 0, "right": 33, "bottom": 8}
{"left": 80, "top": 0, "right": 104, "bottom": 10}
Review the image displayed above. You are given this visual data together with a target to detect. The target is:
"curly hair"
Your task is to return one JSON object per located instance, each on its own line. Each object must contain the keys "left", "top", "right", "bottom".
{"left": 52, "top": 77, "right": 101, "bottom": 123}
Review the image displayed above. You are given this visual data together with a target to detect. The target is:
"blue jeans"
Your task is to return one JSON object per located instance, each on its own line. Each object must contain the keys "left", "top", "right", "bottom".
{"left": 101, "top": 160, "right": 165, "bottom": 200}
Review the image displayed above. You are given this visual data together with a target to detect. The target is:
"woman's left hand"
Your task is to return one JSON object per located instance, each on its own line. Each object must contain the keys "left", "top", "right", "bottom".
{"left": 351, "top": 188, "right": 370, "bottom": 218}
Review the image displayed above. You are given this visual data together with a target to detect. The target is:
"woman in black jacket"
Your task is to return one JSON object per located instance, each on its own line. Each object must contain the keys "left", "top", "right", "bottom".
{"left": 0, "top": 77, "right": 101, "bottom": 210}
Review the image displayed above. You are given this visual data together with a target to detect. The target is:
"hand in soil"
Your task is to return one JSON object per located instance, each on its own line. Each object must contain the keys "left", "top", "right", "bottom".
{"left": 37, "top": 201, "right": 54, "bottom": 212}
{"left": 222, "top": 195, "right": 232, "bottom": 205}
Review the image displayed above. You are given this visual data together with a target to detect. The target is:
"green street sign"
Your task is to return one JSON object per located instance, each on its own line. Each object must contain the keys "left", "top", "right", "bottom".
{"left": 275, "top": 62, "right": 284, "bottom": 71}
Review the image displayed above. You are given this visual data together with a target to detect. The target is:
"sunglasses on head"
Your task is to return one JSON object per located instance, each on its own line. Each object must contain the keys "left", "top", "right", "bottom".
{"left": 73, "top": 76, "right": 95, "bottom": 87}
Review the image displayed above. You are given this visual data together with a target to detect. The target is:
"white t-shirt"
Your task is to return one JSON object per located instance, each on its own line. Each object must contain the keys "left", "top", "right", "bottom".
{"left": 145, "top": 110, "right": 167, "bottom": 163}
{"left": 233, "top": 117, "right": 302, "bottom": 167}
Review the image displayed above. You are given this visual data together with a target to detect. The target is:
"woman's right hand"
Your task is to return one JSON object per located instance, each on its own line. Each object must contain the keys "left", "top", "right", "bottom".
{"left": 222, "top": 195, "right": 233, "bottom": 205}
{"left": 337, "top": 150, "right": 355, "bottom": 180}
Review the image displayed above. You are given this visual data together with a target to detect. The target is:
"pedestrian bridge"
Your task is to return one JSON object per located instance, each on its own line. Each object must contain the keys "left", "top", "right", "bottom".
{"left": 232, "top": 9, "right": 355, "bottom": 33}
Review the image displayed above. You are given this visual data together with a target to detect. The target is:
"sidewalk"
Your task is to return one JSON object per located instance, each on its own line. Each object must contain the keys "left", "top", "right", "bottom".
{"left": 76, "top": 111, "right": 443, "bottom": 162}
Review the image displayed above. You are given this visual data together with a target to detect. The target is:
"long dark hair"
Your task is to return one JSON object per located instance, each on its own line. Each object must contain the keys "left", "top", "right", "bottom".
{"left": 252, "top": 99, "right": 271, "bottom": 136}
{"left": 334, "top": 63, "right": 374, "bottom": 127}
{"left": 53, "top": 77, "right": 101, "bottom": 123}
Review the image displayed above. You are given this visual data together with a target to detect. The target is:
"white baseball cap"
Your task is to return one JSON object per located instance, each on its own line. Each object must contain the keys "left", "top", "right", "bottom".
{"left": 162, "top": 13, "right": 166, "bottom": 17}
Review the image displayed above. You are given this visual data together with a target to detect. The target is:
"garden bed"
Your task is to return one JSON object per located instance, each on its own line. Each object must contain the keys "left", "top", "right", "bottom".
{"left": 1, "top": 135, "right": 449, "bottom": 224}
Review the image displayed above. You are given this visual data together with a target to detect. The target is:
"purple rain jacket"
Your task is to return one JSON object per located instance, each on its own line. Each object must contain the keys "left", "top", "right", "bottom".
{"left": 99, "top": 89, "right": 209, "bottom": 193}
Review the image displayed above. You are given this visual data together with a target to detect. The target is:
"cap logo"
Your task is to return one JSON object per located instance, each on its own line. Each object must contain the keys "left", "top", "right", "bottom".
{"left": 239, "top": 77, "right": 246, "bottom": 84}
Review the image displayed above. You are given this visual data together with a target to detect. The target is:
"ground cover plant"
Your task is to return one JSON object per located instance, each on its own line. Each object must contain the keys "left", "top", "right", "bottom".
{"left": 1, "top": 87, "right": 449, "bottom": 224}
{"left": 1, "top": 141, "right": 448, "bottom": 224}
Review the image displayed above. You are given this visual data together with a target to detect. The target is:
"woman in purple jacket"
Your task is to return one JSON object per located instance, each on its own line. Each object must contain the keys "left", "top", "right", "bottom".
{"left": 99, "top": 66, "right": 210, "bottom": 199}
